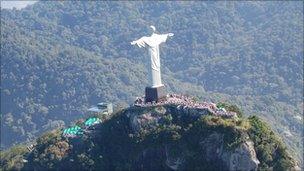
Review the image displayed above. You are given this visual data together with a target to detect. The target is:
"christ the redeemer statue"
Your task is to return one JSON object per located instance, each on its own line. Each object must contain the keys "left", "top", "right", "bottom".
{"left": 131, "top": 25, "right": 174, "bottom": 88}
{"left": 131, "top": 26, "right": 174, "bottom": 102}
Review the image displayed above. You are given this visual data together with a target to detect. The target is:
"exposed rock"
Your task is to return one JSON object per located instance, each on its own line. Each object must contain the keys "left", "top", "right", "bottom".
{"left": 199, "top": 132, "right": 225, "bottom": 164}
{"left": 226, "top": 141, "right": 259, "bottom": 171}
{"left": 126, "top": 107, "right": 165, "bottom": 133}
{"left": 133, "top": 147, "right": 169, "bottom": 171}
{"left": 133, "top": 145, "right": 186, "bottom": 171}
{"left": 131, "top": 112, "right": 161, "bottom": 132}
{"left": 132, "top": 132, "right": 259, "bottom": 171}
{"left": 126, "top": 103, "right": 255, "bottom": 170}
{"left": 200, "top": 132, "right": 260, "bottom": 171}
{"left": 165, "top": 145, "right": 186, "bottom": 170}
{"left": 127, "top": 104, "right": 222, "bottom": 134}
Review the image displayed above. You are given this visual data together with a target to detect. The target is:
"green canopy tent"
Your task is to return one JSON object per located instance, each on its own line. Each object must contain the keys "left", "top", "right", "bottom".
{"left": 62, "top": 117, "right": 101, "bottom": 137}
{"left": 63, "top": 125, "right": 83, "bottom": 136}
{"left": 84, "top": 117, "right": 101, "bottom": 127}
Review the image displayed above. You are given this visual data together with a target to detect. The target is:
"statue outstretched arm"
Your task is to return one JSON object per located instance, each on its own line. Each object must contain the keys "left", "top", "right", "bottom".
{"left": 155, "top": 33, "right": 174, "bottom": 45}
{"left": 167, "top": 33, "right": 174, "bottom": 37}
{"left": 130, "top": 37, "right": 147, "bottom": 48}
{"left": 131, "top": 33, "right": 173, "bottom": 47}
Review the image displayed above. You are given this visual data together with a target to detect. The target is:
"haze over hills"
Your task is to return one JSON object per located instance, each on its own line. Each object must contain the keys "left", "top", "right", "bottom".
{"left": 0, "top": 0, "right": 303, "bottom": 165}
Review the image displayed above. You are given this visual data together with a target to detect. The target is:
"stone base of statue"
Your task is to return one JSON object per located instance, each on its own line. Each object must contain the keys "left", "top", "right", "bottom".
{"left": 145, "top": 85, "right": 166, "bottom": 103}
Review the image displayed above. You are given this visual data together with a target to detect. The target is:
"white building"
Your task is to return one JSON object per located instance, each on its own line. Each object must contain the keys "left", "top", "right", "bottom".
{"left": 88, "top": 102, "right": 113, "bottom": 116}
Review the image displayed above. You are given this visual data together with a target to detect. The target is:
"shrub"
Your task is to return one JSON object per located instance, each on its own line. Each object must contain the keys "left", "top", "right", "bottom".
{"left": 248, "top": 116, "right": 296, "bottom": 170}
{"left": 217, "top": 102, "right": 244, "bottom": 118}
{"left": 0, "top": 145, "right": 28, "bottom": 171}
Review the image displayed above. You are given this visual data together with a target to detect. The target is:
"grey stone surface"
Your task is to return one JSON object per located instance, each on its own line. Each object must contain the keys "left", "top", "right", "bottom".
{"left": 200, "top": 132, "right": 260, "bottom": 171}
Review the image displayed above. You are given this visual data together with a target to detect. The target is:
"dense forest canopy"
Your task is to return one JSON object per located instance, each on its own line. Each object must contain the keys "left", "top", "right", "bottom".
{"left": 1, "top": 1, "right": 303, "bottom": 165}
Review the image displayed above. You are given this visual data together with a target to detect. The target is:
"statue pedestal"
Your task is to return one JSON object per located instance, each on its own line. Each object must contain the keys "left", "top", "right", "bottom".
{"left": 145, "top": 86, "right": 166, "bottom": 103}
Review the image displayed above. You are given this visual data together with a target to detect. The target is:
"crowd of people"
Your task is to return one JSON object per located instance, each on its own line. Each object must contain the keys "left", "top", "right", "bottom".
{"left": 134, "top": 94, "right": 236, "bottom": 117}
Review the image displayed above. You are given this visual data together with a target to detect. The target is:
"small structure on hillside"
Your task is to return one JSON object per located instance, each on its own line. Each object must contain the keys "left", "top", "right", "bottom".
{"left": 84, "top": 117, "right": 101, "bottom": 127}
{"left": 88, "top": 102, "right": 113, "bottom": 116}
{"left": 63, "top": 125, "right": 83, "bottom": 137}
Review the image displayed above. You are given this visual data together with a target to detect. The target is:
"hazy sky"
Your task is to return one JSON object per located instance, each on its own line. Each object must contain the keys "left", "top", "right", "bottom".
{"left": 1, "top": 1, "right": 37, "bottom": 10}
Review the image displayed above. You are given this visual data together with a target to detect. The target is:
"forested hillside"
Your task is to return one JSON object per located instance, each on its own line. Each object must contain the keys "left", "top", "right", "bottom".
{"left": 1, "top": 1, "right": 303, "bottom": 165}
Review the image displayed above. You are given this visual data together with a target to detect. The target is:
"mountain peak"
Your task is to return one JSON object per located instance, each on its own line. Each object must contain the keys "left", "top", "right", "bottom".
{"left": 1, "top": 96, "right": 298, "bottom": 170}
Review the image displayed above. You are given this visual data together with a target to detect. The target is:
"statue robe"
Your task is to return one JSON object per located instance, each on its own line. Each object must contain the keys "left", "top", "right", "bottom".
{"left": 131, "top": 33, "right": 169, "bottom": 87}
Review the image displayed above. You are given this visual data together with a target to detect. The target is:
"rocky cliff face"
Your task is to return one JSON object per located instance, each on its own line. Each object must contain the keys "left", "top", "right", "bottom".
{"left": 126, "top": 104, "right": 260, "bottom": 171}
{"left": 132, "top": 139, "right": 260, "bottom": 171}
{"left": 200, "top": 133, "right": 259, "bottom": 171}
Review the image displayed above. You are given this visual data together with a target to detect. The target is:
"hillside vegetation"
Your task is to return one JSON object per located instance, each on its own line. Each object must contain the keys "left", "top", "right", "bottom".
{"left": 0, "top": 104, "right": 298, "bottom": 170}
{"left": 1, "top": 1, "right": 303, "bottom": 165}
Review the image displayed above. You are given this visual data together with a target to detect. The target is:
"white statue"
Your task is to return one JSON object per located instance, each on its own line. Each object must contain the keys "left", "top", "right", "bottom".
{"left": 131, "top": 26, "right": 174, "bottom": 88}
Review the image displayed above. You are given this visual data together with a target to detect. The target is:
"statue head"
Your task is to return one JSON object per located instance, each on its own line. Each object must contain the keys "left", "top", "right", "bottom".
{"left": 150, "top": 25, "right": 156, "bottom": 34}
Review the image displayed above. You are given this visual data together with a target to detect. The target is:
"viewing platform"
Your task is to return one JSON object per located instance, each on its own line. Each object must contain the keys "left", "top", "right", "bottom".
{"left": 133, "top": 94, "right": 237, "bottom": 118}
